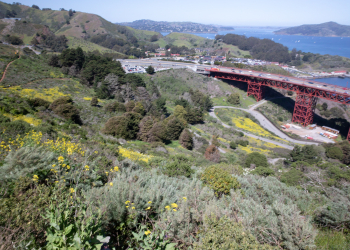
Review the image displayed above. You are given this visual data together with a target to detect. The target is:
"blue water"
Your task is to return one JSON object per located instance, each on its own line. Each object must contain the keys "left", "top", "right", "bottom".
{"left": 161, "top": 27, "right": 350, "bottom": 58}
{"left": 316, "top": 77, "right": 350, "bottom": 87}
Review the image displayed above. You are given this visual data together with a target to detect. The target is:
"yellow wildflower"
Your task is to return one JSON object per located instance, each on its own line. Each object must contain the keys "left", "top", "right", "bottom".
{"left": 109, "top": 182, "right": 113, "bottom": 186}
{"left": 165, "top": 206, "right": 170, "bottom": 210}
{"left": 126, "top": 206, "right": 129, "bottom": 208}
{"left": 70, "top": 188, "right": 75, "bottom": 193}
{"left": 114, "top": 166, "right": 119, "bottom": 171}
{"left": 183, "top": 197, "right": 187, "bottom": 201}
{"left": 171, "top": 203, "right": 178, "bottom": 208}
{"left": 173, "top": 209, "right": 177, "bottom": 212}
{"left": 32, "top": 175, "right": 39, "bottom": 182}
{"left": 94, "top": 151, "right": 98, "bottom": 154}
{"left": 67, "top": 165, "right": 70, "bottom": 170}
{"left": 144, "top": 230, "right": 151, "bottom": 236}
{"left": 52, "top": 164, "right": 56, "bottom": 167}
{"left": 148, "top": 201, "right": 152, "bottom": 204}
{"left": 132, "top": 207, "right": 135, "bottom": 210}
{"left": 125, "top": 200, "right": 130, "bottom": 204}
{"left": 145, "top": 207, "right": 151, "bottom": 210}
{"left": 58, "top": 156, "right": 64, "bottom": 161}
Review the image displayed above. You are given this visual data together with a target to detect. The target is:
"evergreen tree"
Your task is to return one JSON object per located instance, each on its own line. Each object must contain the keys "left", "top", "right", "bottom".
{"left": 179, "top": 129, "right": 193, "bottom": 150}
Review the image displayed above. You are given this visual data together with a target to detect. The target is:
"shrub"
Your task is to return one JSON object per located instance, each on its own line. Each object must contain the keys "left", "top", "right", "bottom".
{"left": 193, "top": 216, "right": 275, "bottom": 250}
{"left": 125, "top": 101, "right": 135, "bottom": 112}
{"left": 201, "top": 165, "right": 240, "bottom": 196}
{"left": 252, "top": 166, "right": 275, "bottom": 177}
{"left": 162, "top": 154, "right": 194, "bottom": 177}
{"left": 236, "top": 139, "right": 249, "bottom": 147}
{"left": 326, "top": 147, "right": 344, "bottom": 160}
{"left": 147, "top": 122, "right": 167, "bottom": 142}
{"left": 132, "top": 102, "right": 145, "bottom": 116}
{"left": 280, "top": 169, "right": 305, "bottom": 186}
{"left": 0, "top": 120, "right": 32, "bottom": 140}
{"left": 245, "top": 152, "right": 268, "bottom": 168}
{"left": 227, "top": 93, "right": 240, "bottom": 105}
{"left": 173, "top": 105, "right": 187, "bottom": 121}
{"left": 90, "top": 96, "right": 98, "bottom": 106}
{"left": 179, "top": 129, "right": 193, "bottom": 150}
{"left": 287, "top": 145, "right": 320, "bottom": 164}
{"left": 53, "top": 103, "right": 82, "bottom": 124}
{"left": 211, "top": 135, "right": 219, "bottom": 147}
{"left": 137, "top": 116, "right": 156, "bottom": 142}
{"left": 49, "top": 96, "right": 73, "bottom": 111}
{"left": 102, "top": 112, "right": 142, "bottom": 140}
{"left": 27, "top": 98, "right": 51, "bottom": 109}
{"left": 229, "top": 141, "right": 237, "bottom": 149}
{"left": 287, "top": 90, "right": 293, "bottom": 96}
{"left": 204, "top": 145, "right": 220, "bottom": 163}
{"left": 104, "top": 102, "right": 126, "bottom": 113}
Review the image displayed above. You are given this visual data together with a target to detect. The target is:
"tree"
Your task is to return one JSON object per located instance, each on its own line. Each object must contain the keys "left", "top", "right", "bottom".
{"left": 150, "top": 34, "right": 158, "bottom": 42}
{"left": 90, "top": 97, "right": 98, "bottom": 107}
{"left": 288, "top": 145, "right": 320, "bottom": 164}
{"left": 173, "top": 105, "right": 188, "bottom": 121}
{"left": 326, "top": 147, "right": 344, "bottom": 160}
{"left": 245, "top": 152, "right": 268, "bottom": 168}
{"left": 102, "top": 112, "right": 142, "bottom": 139}
{"left": 214, "top": 61, "right": 222, "bottom": 65}
{"left": 322, "top": 102, "right": 328, "bottom": 111}
{"left": 227, "top": 93, "right": 240, "bottom": 105}
{"left": 179, "top": 129, "right": 193, "bottom": 150}
{"left": 146, "top": 66, "right": 155, "bottom": 74}
{"left": 31, "top": 4, "right": 40, "bottom": 9}
{"left": 125, "top": 101, "right": 135, "bottom": 112}
{"left": 68, "top": 9, "right": 74, "bottom": 17}
{"left": 166, "top": 116, "right": 185, "bottom": 140}
{"left": 48, "top": 55, "right": 59, "bottom": 67}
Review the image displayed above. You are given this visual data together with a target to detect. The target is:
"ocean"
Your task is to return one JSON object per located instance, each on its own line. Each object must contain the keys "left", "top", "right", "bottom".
{"left": 161, "top": 27, "right": 350, "bottom": 58}
{"left": 316, "top": 77, "right": 350, "bottom": 87}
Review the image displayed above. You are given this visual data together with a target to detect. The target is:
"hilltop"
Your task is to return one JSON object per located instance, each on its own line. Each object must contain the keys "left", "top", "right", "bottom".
{"left": 274, "top": 21, "right": 350, "bottom": 37}
{"left": 119, "top": 19, "right": 234, "bottom": 33}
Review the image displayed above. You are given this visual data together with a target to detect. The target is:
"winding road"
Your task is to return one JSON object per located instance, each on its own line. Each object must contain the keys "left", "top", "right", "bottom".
{"left": 209, "top": 105, "right": 320, "bottom": 150}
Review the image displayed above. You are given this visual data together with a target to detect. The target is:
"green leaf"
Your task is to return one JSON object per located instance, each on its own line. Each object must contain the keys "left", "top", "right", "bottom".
{"left": 64, "top": 224, "right": 74, "bottom": 235}
{"left": 165, "top": 243, "right": 177, "bottom": 250}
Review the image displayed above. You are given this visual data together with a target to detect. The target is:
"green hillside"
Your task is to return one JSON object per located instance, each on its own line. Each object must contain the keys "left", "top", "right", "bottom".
{"left": 275, "top": 21, "right": 350, "bottom": 37}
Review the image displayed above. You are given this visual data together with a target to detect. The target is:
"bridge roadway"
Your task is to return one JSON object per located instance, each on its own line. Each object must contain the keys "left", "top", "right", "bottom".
{"left": 119, "top": 58, "right": 349, "bottom": 96}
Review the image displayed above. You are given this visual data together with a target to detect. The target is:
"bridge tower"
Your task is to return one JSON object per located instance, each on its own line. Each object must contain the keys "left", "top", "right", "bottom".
{"left": 247, "top": 81, "right": 264, "bottom": 102}
{"left": 292, "top": 93, "right": 317, "bottom": 126}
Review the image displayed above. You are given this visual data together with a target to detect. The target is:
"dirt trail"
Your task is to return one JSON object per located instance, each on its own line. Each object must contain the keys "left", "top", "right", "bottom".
{"left": 0, "top": 57, "right": 20, "bottom": 84}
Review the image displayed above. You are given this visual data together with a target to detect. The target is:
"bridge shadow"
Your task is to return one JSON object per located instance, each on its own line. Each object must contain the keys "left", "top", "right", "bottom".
{"left": 224, "top": 79, "right": 350, "bottom": 138}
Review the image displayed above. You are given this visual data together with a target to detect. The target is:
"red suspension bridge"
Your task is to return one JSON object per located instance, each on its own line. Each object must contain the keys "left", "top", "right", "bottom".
{"left": 206, "top": 67, "right": 350, "bottom": 141}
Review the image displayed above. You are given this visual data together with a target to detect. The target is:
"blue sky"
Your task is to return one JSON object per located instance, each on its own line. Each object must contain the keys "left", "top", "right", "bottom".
{"left": 5, "top": 0, "right": 350, "bottom": 26}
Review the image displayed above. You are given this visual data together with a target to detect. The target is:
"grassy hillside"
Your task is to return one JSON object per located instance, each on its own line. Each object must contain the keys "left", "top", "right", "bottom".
{"left": 275, "top": 21, "right": 350, "bottom": 37}
{"left": 155, "top": 32, "right": 209, "bottom": 48}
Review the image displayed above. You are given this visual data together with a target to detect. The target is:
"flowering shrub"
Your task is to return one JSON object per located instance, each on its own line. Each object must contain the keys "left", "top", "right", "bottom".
{"left": 118, "top": 146, "right": 152, "bottom": 163}
{"left": 201, "top": 165, "right": 240, "bottom": 196}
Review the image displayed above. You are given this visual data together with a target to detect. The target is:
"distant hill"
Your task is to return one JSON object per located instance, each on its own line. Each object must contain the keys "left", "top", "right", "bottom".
{"left": 274, "top": 22, "right": 350, "bottom": 37}
{"left": 118, "top": 19, "right": 234, "bottom": 33}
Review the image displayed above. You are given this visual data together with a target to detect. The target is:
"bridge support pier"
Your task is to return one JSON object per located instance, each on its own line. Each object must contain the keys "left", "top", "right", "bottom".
{"left": 292, "top": 93, "right": 317, "bottom": 127}
{"left": 247, "top": 81, "right": 264, "bottom": 102}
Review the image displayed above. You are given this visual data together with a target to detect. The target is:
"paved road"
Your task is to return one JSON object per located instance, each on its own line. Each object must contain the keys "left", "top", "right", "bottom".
{"left": 210, "top": 106, "right": 321, "bottom": 149}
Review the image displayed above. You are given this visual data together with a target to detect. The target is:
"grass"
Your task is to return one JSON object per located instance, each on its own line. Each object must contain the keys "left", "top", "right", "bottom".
{"left": 315, "top": 230, "right": 350, "bottom": 250}
{"left": 1, "top": 55, "right": 65, "bottom": 86}
{"left": 67, "top": 36, "right": 125, "bottom": 55}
